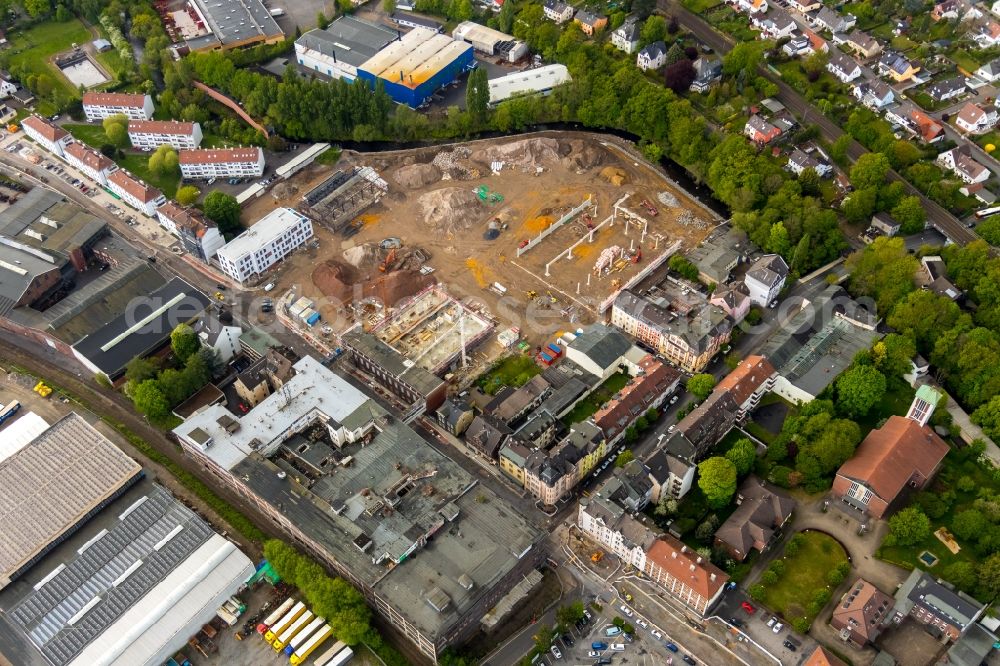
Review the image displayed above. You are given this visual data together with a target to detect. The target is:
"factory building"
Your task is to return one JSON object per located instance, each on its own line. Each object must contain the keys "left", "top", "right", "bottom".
{"left": 295, "top": 17, "right": 400, "bottom": 82}
{"left": 488, "top": 64, "right": 572, "bottom": 106}
{"left": 452, "top": 21, "right": 529, "bottom": 62}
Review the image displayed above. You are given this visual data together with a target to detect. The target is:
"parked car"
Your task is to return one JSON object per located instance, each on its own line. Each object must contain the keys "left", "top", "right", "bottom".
{"left": 588, "top": 651, "right": 601, "bottom": 658}
{"left": 766, "top": 616, "right": 777, "bottom": 629}
{"left": 264, "top": 282, "right": 275, "bottom": 292}
{"left": 550, "top": 645, "right": 562, "bottom": 660}
{"left": 682, "top": 656, "right": 697, "bottom": 665}
{"left": 741, "top": 602, "right": 755, "bottom": 614}
{"left": 728, "top": 617, "right": 744, "bottom": 628}
{"left": 619, "top": 605, "right": 633, "bottom": 617}
{"left": 651, "top": 629, "right": 663, "bottom": 640}
{"left": 783, "top": 640, "right": 797, "bottom": 651}
{"left": 665, "top": 642, "right": 679, "bottom": 653}
{"left": 772, "top": 622, "right": 784, "bottom": 634}
{"left": 636, "top": 618, "right": 648, "bottom": 629}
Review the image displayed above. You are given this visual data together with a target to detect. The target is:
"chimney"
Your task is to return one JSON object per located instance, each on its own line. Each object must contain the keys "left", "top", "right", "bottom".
{"left": 696, "top": 556, "right": 703, "bottom": 564}
{"left": 689, "top": 564, "right": 696, "bottom": 571}
{"left": 710, "top": 573, "right": 717, "bottom": 582}
{"left": 680, "top": 545, "right": 688, "bottom": 553}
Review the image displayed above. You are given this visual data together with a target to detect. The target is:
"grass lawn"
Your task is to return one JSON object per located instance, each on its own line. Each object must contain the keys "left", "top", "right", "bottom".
{"left": 119, "top": 153, "right": 180, "bottom": 198}
{"left": 681, "top": 0, "right": 720, "bottom": 12}
{"left": 974, "top": 130, "right": 1000, "bottom": 153}
{"left": 476, "top": 354, "right": 541, "bottom": 395}
{"left": 94, "top": 49, "right": 126, "bottom": 82}
{"left": 562, "top": 371, "right": 629, "bottom": 425}
{"left": 64, "top": 123, "right": 109, "bottom": 149}
{"left": 759, "top": 530, "right": 848, "bottom": 626}
{"left": 950, "top": 48, "right": 981, "bottom": 75}
{"left": 1, "top": 19, "right": 92, "bottom": 103}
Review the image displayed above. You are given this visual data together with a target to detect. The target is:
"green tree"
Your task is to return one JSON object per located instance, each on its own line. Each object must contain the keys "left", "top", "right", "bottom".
{"left": 640, "top": 16, "right": 667, "bottom": 46}
{"left": 972, "top": 396, "right": 1000, "bottom": 440}
{"left": 24, "top": 0, "right": 51, "bottom": 17}
{"left": 978, "top": 552, "right": 1000, "bottom": 599}
{"left": 952, "top": 509, "right": 989, "bottom": 541}
{"left": 615, "top": 450, "right": 635, "bottom": 467}
{"left": 722, "top": 42, "right": 762, "bottom": 79}
{"left": 382, "top": 0, "right": 396, "bottom": 12}
{"left": 170, "top": 323, "right": 200, "bottom": 361}
{"left": 465, "top": 67, "right": 489, "bottom": 123}
{"left": 767, "top": 221, "right": 791, "bottom": 258}
{"left": 102, "top": 114, "right": 130, "bottom": 148}
{"left": 132, "top": 379, "right": 169, "bottom": 421}
{"left": 316, "top": 11, "right": 329, "bottom": 29}
{"left": 886, "top": 507, "right": 931, "bottom": 546}
{"left": 886, "top": 290, "right": 963, "bottom": 350}
{"left": 836, "top": 365, "right": 887, "bottom": 418}
{"left": 203, "top": 191, "right": 242, "bottom": 234}
{"left": 830, "top": 134, "right": 853, "bottom": 165}
{"left": 497, "top": 0, "right": 515, "bottom": 32}
{"left": 665, "top": 42, "right": 685, "bottom": 65}
{"left": 148, "top": 145, "right": 179, "bottom": 178}
{"left": 942, "top": 561, "right": 978, "bottom": 593}
{"left": 846, "top": 237, "right": 918, "bottom": 313}
{"left": 849, "top": 152, "right": 890, "bottom": 190}
{"left": 698, "top": 457, "right": 737, "bottom": 509}
{"left": 871, "top": 334, "right": 916, "bottom": 379}
{"left": 556, "top": 601, "right": 585, "bottom": 628}
{"left": 694, "top": 514, "right": 720, "bottom": 541}
{"left": 687, "top": 373, "right": 716, "bottom": 401}
{"left": 175, "top": 185, "right": 200, "bottom": 206}
{"left": 668, "top": 254, "right": 700, "bottom": 281}
{"left": 125, "top": 356, "right": 159, "bottom": 384}
{"left": 725, "top": 438, "right": 757, "bottom": 476}
{"left": 891, "top": 195, "right": 926, "bottom": 235}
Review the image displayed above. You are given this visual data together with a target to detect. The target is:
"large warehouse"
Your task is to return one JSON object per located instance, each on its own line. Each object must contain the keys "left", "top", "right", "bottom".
{"left": 488, "top": 64, "right": 572, "bottom": 106}
{"left": 3, "top": 484, "right": 254, "bottom": 666}
{"left": 295, "top": 17, "right": 400, "bottom": 82}
{"left": 0, "top": 413, "right": 143, "bottom": 590}
{"left": 357, "top": 26, "right": 475, "bottom": 107}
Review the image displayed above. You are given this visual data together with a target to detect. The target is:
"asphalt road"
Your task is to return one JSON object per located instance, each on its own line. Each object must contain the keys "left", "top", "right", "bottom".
{"left": 664, "top": 0, "right": 984, "bottom": 248}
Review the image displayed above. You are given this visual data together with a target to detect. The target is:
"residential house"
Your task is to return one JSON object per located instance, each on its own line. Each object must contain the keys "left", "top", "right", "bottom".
{"left": 521, "top": 421, "right": 608, "bottom": 505}
{"left": 921, "top": 256, "right": 963, "bottom": 302}
{"left": 643, "top": 536, "right": 728, "bottom": 615}
{"left": 782, "top": 34, "right": 813, "bottom": 57}
{"left": 21, "top": 115, "right": 73, "bottom": 158}
{"left": 744, "top": 254, "right": 788, "bottom": 307}
{"left": 753, "top": 9, "right": 797, "bottom": 40}
{"left": 127, "top": 120, "right": 203, "bottom": 151}
{"left": 574, "top": 10, "right": 607, "bottom": 36}
{"left": 512, "top": 408, "right": 558, "bottom": 449}
{"left": 892, "top": 569, "right": 985, "bottom": 641}
{"left": 713, "top": 355, "right": 777, "bottom": 420}
{"left": 831, "top": 579, "right": 894, "bottom": 648}
{"left": 0, "top": 104, "right": 14, "bottom": 125}
{"left": 786, "top": 0, "right": 820, "bottom": 12}
{"left": 852, "top": 80, "right": 895, "bottom": 109}
{"left": 833, "top": 390, "right": 949, "bottom": 519}
{"left": 744, "top": 114, "right": 783, "bottom": 144}
{"left": 436, "top": 398, "right": 474, "bottom": 436}
{"left": 955, "top": 101, "right": 999, "bottom": 133}
{"left": 687, "top": 225, "right": 753, "bottom": 284}
{"left": 11, "top": 88, "right": 34, "bottom": 106}
{"left": 156, "top": 202, "right": 224, "bottom": 263}
{"left": 827, "top": 51, "right": 862, "bottom": 83}
{"left": 611, "top": 18, "right": 640, "bottom": 53}
{"left": 736, "top": 0, "right": 768, "bottom": 14}
{"left": 578, "top": 475, "right": 658, "bottom": 570}
{"left": 106, "top": 169, "right": 166, "bottom": 217}
{"left": 932, "top": 0, "right": 982, "bottom": 21}
{"left": 975, "top": 56, "right": 1000, "bottom": 81}
{"left": 465, "top": 414, "right": 512, "bottom": 459}
{"left": 542, "top": 0, "right": 574, "bottom": 23}
{"left": 938, "top": 145, "right": 990, "bottom": 183}
{"left": 193, "top": 314, "right": 242, "bottom": 364}
{"left": 812, "top": 7, "right": 856, "bottom": 34}
{"left": 928, "top": 76, "right": 967, "bottom": 102}
{"left": 993, "top": 0, "right": 1000, "bottom": 17}
{"left": 63, "top": 142, "right": 117, "bottom": 187}
{"left": 787, "top": 148, "right": 833, "bottom": 177}
{"left": 714, "top": 476, "right": 794, "bottom": 561}
{"left": 592, "top": 354, "right": 680, "bottom": 444}
{"left": 804, "top": 28, "right": 829, "bottom": 53}
{"left": 484, "top": 375, "right": 551, "bottom": 427}
{"left": 877, "top": 50, "right": 921, "bottom": 82}
{"left": 645, "top": 446, "right": 696, "bottom": 503}
{"left": 910, "top": 107, "right": 946, "bottom": 143}
{"left": 862, "top": 212, "right": 900, "bottom": 243}
{"left": 839, "top": 30, "right": 881, "bottom": 58}
{"left": 803, "top": 647, "right": 848, "bottom": 666}
{"left": 709, "top": 283, "right": 752, "bottom": 322}
{"left": 81, "top": 92, "right": 154, "bottom": 121}
{"left": 637, "top": 41, "right": 667, "bottom": 71}
{"left": 975, "top": 20, "right": 1000, "bottom": 47}
{"left": 690, "top": 57, "right": 723, "bottom": 92}
{"left": 0, "top": 71, "right": 17, "bottom": 98}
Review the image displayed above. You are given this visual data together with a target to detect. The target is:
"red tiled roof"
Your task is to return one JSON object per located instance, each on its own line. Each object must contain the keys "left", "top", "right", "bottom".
{"left": 910, "top": 109, "right": 944, "bottom": 142}
{"left": 108, "top": 169, "right": 162, "bottom": 203}
{"left": 715, "top": 355, "right": 775, "bottom": 406}
{"left": 593, "top": 355, "right": 681, "bottom": 436}
{"left": 22, "top": 115, "right": 68, "bottom": 142}
{"left": 64, "top": 141, "right": 114, "bottom": 172}
{"left": 178, "top": 147, "right": 261, "bottom": 165}
{"left": 644, "top": 534, "right": 728, "bottom": 599}
{"left": 831, "top": 578, "right": 893, "bottom": 644}
{"left": 82, "top": 92, "right": 148, "bottom": 108}
{"left": 836, "top": 416, "right": 949, "bottom": 503}
{"left": 157, "top": 201, "right": 214, "bottom": 237}
{"left": 127, "top": 120, "right": 196, "bottom": 135}
{"left": 803, "top": 646, "right": 848, "bottom": 666}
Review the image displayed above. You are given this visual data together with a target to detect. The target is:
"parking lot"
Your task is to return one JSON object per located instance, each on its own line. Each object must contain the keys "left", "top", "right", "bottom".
{"left": 714, "top": 592, "right": 816, "bottom": 663}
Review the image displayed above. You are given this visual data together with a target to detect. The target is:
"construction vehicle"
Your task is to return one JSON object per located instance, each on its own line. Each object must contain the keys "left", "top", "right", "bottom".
{"left": 641, "top": 199, "right": 659, "bottom": 216}
{"left": 518, "top": 239, "right": 529, "bottom": 249}
{"left": 591, "top": 551, "right": 604, "bottom": 563}
{"left": 264, "top": 601, "right": 305, "bottom": 642}
{"left": 290, "top": 623, "right": 334, "bottom": 664}
{"left": 6, "top": 124, "right": 18, "bottom": 133}
{"left": 273, "top": 609, "right": 314, "bottom": 651}
{"left": 33, "top": 381, "right": 52, "bottom": 397}
{"left": 525, "top": 290, "right": 537, "bottom": 299}
{"left": 284, "top": 616, "right": 325, "bottom": 655}
{"left": 380, "top": 248, "right": 396, "bottom": 272}
{"left": 216, "top": 606, "right": 238, "bottom": 627}
{"left": 258, "top": 598, "right": 295, "bottom": 635}
{"left": 166, "top": 653, "right": 191, "bottom": 666}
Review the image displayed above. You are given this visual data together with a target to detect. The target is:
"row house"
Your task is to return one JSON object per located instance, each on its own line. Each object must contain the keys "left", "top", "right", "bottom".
{"left": 106, "top": 170, "right": 166, "bottom": 217}
{"left": 811, "top": 6, "right": 856, "bottom": 33}
{"left": 643, "top": 536, "right": 728, "bottom": 616}
{"left": 63, "top": 141, "right": 117, "bottom": 186}
{"left": 713, "top": 355, "right": 776, "bottom": 420}
{"left": 21, "top": 115, "right": 73, "bottom": 157}
{"left": 827, "top": 51, "right": 862, "bottom": 83}
{"left": 578, "top": 479, "right": 657, "bottom": 571}
{"left": 637, "top": 41, "right": 667, "bottom": 71}
{"left": 156, "top": 201, "right": 224, "bottom": 262}
{"left": 178, "top": 147, "right": 265, "bottom": 179}
{"left": 0, "top": 71, "right": 17, "bottom": 98}
{"left": 592, "top": 355, "right": 681, "bottom": 445}
{"left": 938, "top": 145, "right": 991, "bottom": 183}
{"left": 542, "top": 0, "right": 574, "bottom": 23}
{"left": 82, "top": 92, "right": 154, "bottom": 121}
{"left": 955, "top": 101, "right": 999, "bottom": 134}
{"left": 708, "top": 283, "right": 752, "bottom": 322}
{"left": 518, "top": 421, "right": 608, "bottom": 506}
{"left": 127, "top": 120, "right": 203, "bottom": 151}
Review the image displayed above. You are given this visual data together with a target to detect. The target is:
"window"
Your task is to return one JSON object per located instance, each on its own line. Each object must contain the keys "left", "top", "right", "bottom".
{"left": 848, "top": 481, "right": 872, "bottom": 505}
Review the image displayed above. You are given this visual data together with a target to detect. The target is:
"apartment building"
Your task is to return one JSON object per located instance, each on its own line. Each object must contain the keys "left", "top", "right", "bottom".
{"left": 21, "top": 115, "right": 73, "bottom": 157}
{"left": 127, "top": 120, "right": 203, "bottom": 150}
{"left": 516, "top": 421, "right": 607, "bottom": 506}
{"left": 63, "top": 141, "right": 117, "bottom": 186}
{"left": 82, "top": 92, "right": 154, "bottom": 121}
{"left": 156, "top": 201, "right": 225, "bottom": 262}
{"left": 215, "top": 207, "right": 312, "bottom": 282}
{"left": 107, "top": 170, "right": 166, "bottom": 217}
{"left": 178, "top": 147, "right": 265, "bottom": 179}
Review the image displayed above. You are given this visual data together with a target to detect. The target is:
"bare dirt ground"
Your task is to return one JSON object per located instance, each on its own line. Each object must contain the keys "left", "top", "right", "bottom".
{"left": 243, "top": 131, "right": 718, "bottom": 355}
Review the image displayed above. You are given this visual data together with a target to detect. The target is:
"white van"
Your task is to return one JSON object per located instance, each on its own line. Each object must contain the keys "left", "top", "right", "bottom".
{"left": 609, "top": 643, "right": 625, "bottom": 652}
{"left": 264, "top": 282, "right": 275, "bottom": 292}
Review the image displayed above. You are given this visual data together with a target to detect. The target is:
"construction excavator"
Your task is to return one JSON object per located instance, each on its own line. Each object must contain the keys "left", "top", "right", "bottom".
{"left": 379, "top": 248, "right": 396, "bottom": 272}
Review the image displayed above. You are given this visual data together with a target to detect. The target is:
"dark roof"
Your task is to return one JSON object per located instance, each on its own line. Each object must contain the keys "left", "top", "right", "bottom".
{"left": 928, "top": 75, "right": 967, "bottom": 99}
{"left": 638, "top": 40, "right": 666, "bottom": 59}
{"left": 341, "top": 329, "right": 445, "bottom": 398}
{"left": 895, "top": 569, "right": 984, "bottom": 631}
{"left": 745, "top": 254, "right": 788, "bottom": 289}
{"left": 390, "top": 11, "right": 442, "bottom": 29}
{"left": 944, "top": 623, "right": 998, "bottom": 666}
{"left": 296, "top": 17, "right": 399, "bottom": 68}
{"left": 567, "top": 324, "right": 632, "bottom": 372}
{"left": 71, "top": 277, "right": 210, "bottom": 378}
{"left": 676, "top": 391, "right": 738, "bottom": 455}
{"left": 714, "top": 476, "right": 794, "bottom": 557}
{"left": 465, "top": 414, "right": 510, "bottom": 458}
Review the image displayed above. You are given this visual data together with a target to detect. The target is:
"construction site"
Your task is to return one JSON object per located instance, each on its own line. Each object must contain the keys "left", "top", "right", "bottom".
{"left": 243, "top": 132, "right": 719, "bottom": 359}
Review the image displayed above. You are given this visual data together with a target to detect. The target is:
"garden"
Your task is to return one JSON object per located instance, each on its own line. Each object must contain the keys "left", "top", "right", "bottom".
{"left": 0, "top": 18, "right": 92, "bottom": 114}
{"left": 748, "top": 530, "right": 850, "bottom": 632}
{"left": 561, "top": 371, "right": 630, "bottom": 425}
{"left": 475, "top": 354, "right": 541, "bottom": 395}
{"left": 64, "top": 122, "right": 181, "bottom": 197}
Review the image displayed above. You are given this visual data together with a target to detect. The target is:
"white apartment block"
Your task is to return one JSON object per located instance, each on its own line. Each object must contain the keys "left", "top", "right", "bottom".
{"left": 156, "top": 202, "right": 225, "bottom": 263}
{"left": 179, "top": 147, "right": 265, "bottom": 180}
{"left": 82, "top": 92, "right": 154, "bottom": 121}
{"left": 577, "top": 501, "right": 651, "bottom": 571}
{"left": 107, "top": 169, "right": 166, "bottom": 217}
{"left": 21, "top": 115, "right": 73, "bottom": 157}
{"left": 63, "top": 141, "right": 117, "bottom": 186}
{"left": 216, "top": 208, "right": 313, "bottom": 283}
{"left": 128, "top": 120, "right": 203, "bottom": 150}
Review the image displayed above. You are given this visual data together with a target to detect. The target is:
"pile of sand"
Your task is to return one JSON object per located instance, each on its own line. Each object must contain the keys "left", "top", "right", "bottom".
{"left": 313, "top": 261, "right": 435, "bottom": 307}
{"left": 418, "top": 187, "right": 483, "bottom": 232}
{"left": 271, "top": 182, "right": 299, "bottom": 199}
{"left": 342, "top": 243, "right": 380, "bottom": 269}
{"left": 393, "top": 163, "right": 441, "bottom": 189}
{"left": 600, "top": 167, "right": 628, "bottom": 186}
{"left": 470, "top": 138, "right": 562, "bottom": 169}
{"left": 560, "top": 139, "right": 605, "bottom": 170}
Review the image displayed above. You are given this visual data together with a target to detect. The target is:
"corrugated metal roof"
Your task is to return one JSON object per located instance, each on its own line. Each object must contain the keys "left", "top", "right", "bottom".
{"left": 408, "top": 40, "right": 472, "bottom": 87}
{"left": 380, "top": 33, "right": 456, "bottom": 86}
{"left": 360, "top": 27, "right": 436, "bottom": 77}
